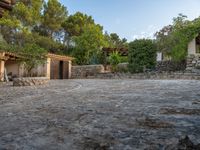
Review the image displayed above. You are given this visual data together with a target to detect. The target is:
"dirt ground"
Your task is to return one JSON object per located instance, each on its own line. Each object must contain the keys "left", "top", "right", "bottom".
{"left": 0, "top": 79, "right": 200, "bottom": 150}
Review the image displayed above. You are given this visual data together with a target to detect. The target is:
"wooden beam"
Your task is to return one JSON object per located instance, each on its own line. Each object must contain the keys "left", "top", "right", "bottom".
{"left": 0, "top": 1, "right": 12, "bottom": 10}
{"left": 47, "top": 53, "right": 74, "bottom": 61}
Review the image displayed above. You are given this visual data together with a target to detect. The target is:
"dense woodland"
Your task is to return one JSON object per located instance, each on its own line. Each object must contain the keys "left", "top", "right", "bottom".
{"left": 0, "top": 0, "right": 200, "bottom": 71}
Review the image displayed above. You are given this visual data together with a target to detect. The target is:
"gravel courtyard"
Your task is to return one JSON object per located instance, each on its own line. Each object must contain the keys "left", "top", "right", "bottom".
{"left": 0, "top": 79, "right": 200, "bottom": 150}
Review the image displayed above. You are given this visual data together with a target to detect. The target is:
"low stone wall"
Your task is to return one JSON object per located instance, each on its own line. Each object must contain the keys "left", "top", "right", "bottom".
{"left": 71, "top": 65, "right": 104, "bottom": 79}
{"left": 156, "top": 61, "right": 186, "bottom": 72}
{"left": 83, "top": 72, "right": 200, "bottom": 80}
{"left": 13, "top": 77, "right": 49, "bottom": 86}
{"left": 107, "top": 61, "right": 186, "bottom": 73}
{"left": 186, "top": 54, "right": 200, "bottom": 73}
{"left": 117, "top": 63, "right": 129, "bottom": 72}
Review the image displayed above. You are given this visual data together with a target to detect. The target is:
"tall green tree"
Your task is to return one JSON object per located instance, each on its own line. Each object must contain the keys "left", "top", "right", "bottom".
{"left": 0, "top": 0, "right": 48, "bottom": 68}
{"left": 62, "top": 12, "right": 94, "bottom": 37}
{"left": 0, "top": 0, "right": 43, "bottom": 46}
{"left": 72, "top": 24, "right": 108, "bottom": 65}
{"left": 62, "top": 12, "right": 95, "bottom": 47}
{"left": 14, "top": 0, "right": 43, "bottom": 27}
{"left": 155, "top": 25, "right": 173, "bottom": 56}
{"left": 42, "top": 0, "right": 68, "bottom": 39}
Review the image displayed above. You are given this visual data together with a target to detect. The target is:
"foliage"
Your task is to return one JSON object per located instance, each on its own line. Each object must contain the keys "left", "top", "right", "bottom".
{"left": 0, "top": 0, "right": 69, "bottom": 72}
{"left": 120, "top": 56, "right": 128, "bottom": 63}
{"left": 42, "top": 0, "right": 68, "bottom": 39}
{"left": 30, "top": 33, "right": 66, "bottom": 53}
{"left": 128, "top": 39, "right": 157, "bottom": 73}
{"left": 104, "top": 32, "right": 128, "bottom": 48}
{"left": 0, "top": 41, "right": 47, "bottom": 76}
{"left": 14, "top": 0, "right": 43, "bottom": 27}
{"left": 155, "top": 14, "right": 200, "bottom": 61}
{"left": 154, "top": 25, "right": 173, "bottom": 56}
{"left": 62, "top": 12, "right": 94, "bottom": 37}
{"left": 21, "top": 44, "right": 47, "bottom": 75}
{"left": 0, "top": 1, "right": 48, "bottom": 75}
{"left": 62, "top": 12, "right": 97, "bottom": 49}
{"left": 0, "top": 0, "right": 128, "bottom": 67}
{"left": 0, "top": 41, "right": 21, "bottom": 53}
{"left": 0, "top": 11, "right": 22, "bottom": 44}
{"left": 0, "top": 0, "right": 68, "bottom": 48}
{"left": 108, "top": 51, "right": 121, "bottom": 72}
{"left": 72, "top": 24, "right": 108, "bottom": 65}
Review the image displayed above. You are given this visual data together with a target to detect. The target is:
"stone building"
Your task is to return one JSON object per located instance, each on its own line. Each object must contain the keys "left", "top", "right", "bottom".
{"left": 186, "top": 34, "right": 200, "bottom": 72}
{"left": 0, "top": 52, "right": 73, "bottom": 81}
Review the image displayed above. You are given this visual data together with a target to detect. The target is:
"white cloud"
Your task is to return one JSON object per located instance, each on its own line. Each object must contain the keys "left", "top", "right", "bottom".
{"left": 131, "top": 25, "right": 160, "bottom": 40}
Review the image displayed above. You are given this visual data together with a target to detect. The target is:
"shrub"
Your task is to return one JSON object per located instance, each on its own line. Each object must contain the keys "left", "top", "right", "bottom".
{"left": 21, "top": 44, "right": 47, "bottom": 76}
{"left": 108, "top": 51, "right": 121, "bottom": 72}
{"left": 128, "top": 39, "right": 157, "bottom": 73}
{"left": 120, "top": 56, "right": 128, "bottom": 63}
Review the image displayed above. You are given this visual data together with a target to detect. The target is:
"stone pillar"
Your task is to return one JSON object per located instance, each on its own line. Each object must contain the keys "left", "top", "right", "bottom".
{"left": 46, "top": 58, "right": 51, "bottom": 79}
{"left": 0, "top": 60, "right": 5, "bottom": 81}
{"left": 67, "top": 60, "right": 72, "bottom": 79}
{"left": 19, "top": 63, "right": 25, "bottom": 77}
{"left": 188, "top": 38, "right": 196, "bottom": 55}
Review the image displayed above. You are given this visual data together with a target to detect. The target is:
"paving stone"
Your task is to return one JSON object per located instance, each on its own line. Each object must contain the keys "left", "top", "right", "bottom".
{"left": 0, "top": 79, "right": 200, "bottom": 149}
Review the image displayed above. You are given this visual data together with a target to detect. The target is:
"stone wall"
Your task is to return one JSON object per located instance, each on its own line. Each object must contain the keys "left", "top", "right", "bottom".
{"left": 71, "top": 65, "right": 104, "bottom": 79}
{"left": 91, "top": 72, "right": 200, "bottom": 80}
{"left": 13, "top": 77, "right": 49, "bottom": 86}
{"left": 156, "top": 61, "right": 186, "bottom": 72}
{"left": 108, "top": 61, "right": 186, "bottom": 73}
{"left": 117, "top": 63, "right": 129, "bottom": 72}
{"left": 186, "top": 54, "right": 200, "bottom": 73}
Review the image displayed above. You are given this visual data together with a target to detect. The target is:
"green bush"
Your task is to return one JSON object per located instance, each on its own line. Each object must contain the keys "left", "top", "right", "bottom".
{"left": 128, "top": 39, "right": 157, "bottom": 73}
{"left": 120, "top": 56, "right": 128, "bottom": 63}
{"left": 21, "top": 44, "right": 47, "bottom": 76}
{"left": 108, "top": 51, "right": 121, "bottom": 72}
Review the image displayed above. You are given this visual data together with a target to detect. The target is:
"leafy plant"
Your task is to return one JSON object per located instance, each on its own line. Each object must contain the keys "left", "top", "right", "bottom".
{"left": 128, "top": 39, "right": 157, "bottom": 73}
{"left": 155, "top": 14, "right": 200, "bottom": 61}
{"left": 108, "top": 51, "right": 121, "bottom": 72}
{"left": 72, "top": 24, "right": 108, "bottom": 65}
{"left": 120, "top": 56, "right": 128, "bottom": 63}
{"left": 21, "top": 44, "right": 47, "bottom": 76}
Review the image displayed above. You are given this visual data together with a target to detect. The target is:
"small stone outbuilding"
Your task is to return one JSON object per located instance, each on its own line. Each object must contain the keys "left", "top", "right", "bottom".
{"left": 48, "top": 53, "right": 73, "bottom": 80}
{"left": 0, "top": 52, "right": 73, "bottom": 81}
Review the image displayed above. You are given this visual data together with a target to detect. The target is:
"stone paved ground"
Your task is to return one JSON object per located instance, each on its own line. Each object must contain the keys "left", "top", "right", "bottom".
{"left": 0, "top": 79, "right": 200, "bottom": 150}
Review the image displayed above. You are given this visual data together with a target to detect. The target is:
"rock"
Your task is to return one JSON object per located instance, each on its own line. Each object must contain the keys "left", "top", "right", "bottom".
{"left": 13, "top": 77, "right": 49, "bottom": 86}
{"left": 177, "top": 136, "right": 200, "bottom": 150}
{"left": 72, "top": 65, "right": 104, "bottom": 79}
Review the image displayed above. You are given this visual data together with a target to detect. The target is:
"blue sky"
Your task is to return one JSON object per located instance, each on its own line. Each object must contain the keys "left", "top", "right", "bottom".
{"left": 60, "top": 0, "right": 200, "bottom": 41}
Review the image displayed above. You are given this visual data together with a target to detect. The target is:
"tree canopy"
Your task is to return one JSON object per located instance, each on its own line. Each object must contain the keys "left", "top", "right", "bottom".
{"left": 72, "top": 24, "right": 108, "bottom": 65}
{"left": 155, "top": 14, "right": 200, "bottom": 61}
{"left": 0, "top": 0, "right": 128, "bottom": 65}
